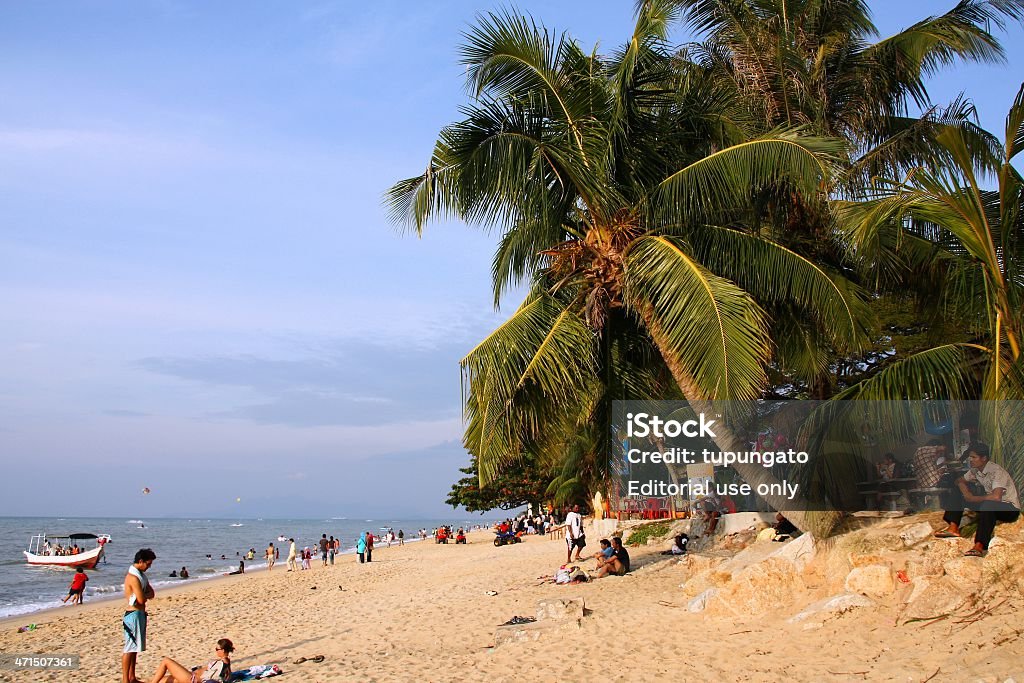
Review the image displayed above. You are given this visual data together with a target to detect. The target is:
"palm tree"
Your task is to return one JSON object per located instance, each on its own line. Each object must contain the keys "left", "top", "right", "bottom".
{"left": 386, "top": 1, "right": 868, "bottom": 530}
{"left": 670, "top": 0, "right": 1024, "bottom": 400}
{"left": 834, "top": 82, "right": 1024, "bottom": 477}
{"left": 673, "top": 0, "right": 1024, "bottom": 184}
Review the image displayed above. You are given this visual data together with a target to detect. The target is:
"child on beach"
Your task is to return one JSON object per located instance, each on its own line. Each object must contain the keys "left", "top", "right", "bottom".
{"left": 62, "top": 567, "right": 88, "bottom": 605}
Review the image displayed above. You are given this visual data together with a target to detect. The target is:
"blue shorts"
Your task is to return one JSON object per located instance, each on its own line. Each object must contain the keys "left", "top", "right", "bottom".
{"left": 123, "top": 610, "right": 147, "bottom": 653}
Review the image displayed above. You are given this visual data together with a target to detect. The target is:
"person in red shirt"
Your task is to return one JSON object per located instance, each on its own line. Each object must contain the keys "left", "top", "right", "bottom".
{"left": 62, "top": 567, "right": 88, "bottom": 605}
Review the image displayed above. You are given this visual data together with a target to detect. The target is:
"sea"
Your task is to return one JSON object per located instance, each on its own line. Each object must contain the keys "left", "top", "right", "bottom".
{"left": 0, "top": 516, "right": 489, "bottom": 620}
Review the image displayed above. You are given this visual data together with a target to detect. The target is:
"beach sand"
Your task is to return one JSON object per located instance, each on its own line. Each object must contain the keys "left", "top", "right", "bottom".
{"left": 2, "top": 524, "right": 1022, "bottom": 682}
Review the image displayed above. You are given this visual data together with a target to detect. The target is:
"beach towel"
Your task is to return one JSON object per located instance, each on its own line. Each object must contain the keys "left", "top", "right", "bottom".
{"left": 229, "top": 664, "right": 282, "bottom": 680}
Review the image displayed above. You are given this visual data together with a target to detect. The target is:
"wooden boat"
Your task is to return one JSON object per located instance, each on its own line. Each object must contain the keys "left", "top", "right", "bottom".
{"left": 24, "top": 533, "right": 111, "bottom": 569}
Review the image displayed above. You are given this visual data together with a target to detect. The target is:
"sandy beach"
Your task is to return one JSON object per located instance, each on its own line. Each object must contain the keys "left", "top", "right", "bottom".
{"left": 2, "top": 517, "right": 1023, "bottom": 683}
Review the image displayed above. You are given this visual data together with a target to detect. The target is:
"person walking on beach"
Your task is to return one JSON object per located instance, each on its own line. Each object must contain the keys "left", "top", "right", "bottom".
{"left": 365, "top": 531, "right": 374, "bottom": 562}
{"left": 320, "top": 534, "right": 329, "bottom": 566}
{"left": 356, "top": 532, "right": 367, "bottom": 563}
{"left": 286, "top": 538, "right": 297, "bottom": 571}
{"left": 265, "top": 543, "right": 275, "bottom": 571}
{"left": 328, "top": 535, "right": 336, "bottom": 564}
{"left": 62, "top": 567, "right": 88, "bottom": 605}
{"left": 398, "top": 529, "right": 404, "bottom": 546}
{"left": 564, "top": 504, "right": 586, "bottom": 563}
{"left": 122, "top": 548, "right": 156, "bottom": 683}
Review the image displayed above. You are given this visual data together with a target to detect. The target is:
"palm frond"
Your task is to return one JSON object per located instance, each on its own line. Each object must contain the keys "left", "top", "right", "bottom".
{"left": 624, "top": 235, "right": 770, "bottom": 400}
{"left": 686, "top": 224, "right": 873, "bottom": 352}
{"left": 832, "top": 343, "right": 980, "bottom": 400}
{"left": 656, "top": 131, "right": 844, "bottom": 224}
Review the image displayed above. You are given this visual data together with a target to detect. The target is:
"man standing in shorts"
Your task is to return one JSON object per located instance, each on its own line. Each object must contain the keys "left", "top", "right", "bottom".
{"left": 564, "top": 504, "right": 585, "bottom": 563}
{"left": 319, "top": 534, "right": 329, "bottom": 566}
{"left": 122, "top": 548, "right": 155, "bottom": 683}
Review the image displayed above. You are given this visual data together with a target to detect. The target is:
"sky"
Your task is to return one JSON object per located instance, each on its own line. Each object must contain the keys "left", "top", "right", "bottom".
{"left": 1, "top": 1, "right": 1022, "bottom": 519}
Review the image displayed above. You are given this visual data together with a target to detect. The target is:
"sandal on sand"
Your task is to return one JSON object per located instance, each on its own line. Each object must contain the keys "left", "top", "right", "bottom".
{"left": 933, "top": 530, "right": 959, "bottom": 538}
{"left": 293, "top": 657, "right": 307, "bottom": 664}
{"left": 964, "top": 548, "right": 986, "bottom": 557}
{"left": 310, "top": 655, "right": 325, "bottom": 663}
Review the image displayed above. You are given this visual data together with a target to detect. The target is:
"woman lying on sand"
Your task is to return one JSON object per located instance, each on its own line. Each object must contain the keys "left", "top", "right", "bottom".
{"left": 147, "top": 638, "right": 233, "bottom": 683}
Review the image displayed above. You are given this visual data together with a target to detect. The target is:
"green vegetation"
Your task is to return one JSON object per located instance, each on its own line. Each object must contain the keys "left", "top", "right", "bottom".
{"left": 626, "top": 521, "right": 673, "bottom": 547}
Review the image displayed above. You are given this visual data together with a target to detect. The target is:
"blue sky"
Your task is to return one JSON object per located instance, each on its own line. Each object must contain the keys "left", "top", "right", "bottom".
{"left": 1, "top": 1, "right": 1021, "bottom": 518}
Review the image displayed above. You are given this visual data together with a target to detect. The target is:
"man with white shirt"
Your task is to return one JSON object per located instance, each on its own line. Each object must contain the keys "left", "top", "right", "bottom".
{"left": 934, "top": 442, "right": 1020, "bottom": 557}
{"left": 564, "top": 504, "right": 586, "bottom": 562}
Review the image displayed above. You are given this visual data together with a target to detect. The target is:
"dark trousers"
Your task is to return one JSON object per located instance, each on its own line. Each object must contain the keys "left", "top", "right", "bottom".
{"left": 357, "top": 552, "right": 364, "bottom": 563}
{"left": 942, "top": 486, "right": 1020, "bottom": 549}
{"left": 366, "top": 547, "right": 372, "bottom": 562}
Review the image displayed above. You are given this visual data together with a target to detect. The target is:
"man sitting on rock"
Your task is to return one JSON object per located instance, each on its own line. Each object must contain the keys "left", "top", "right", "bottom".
{"left": 933, "top": 442, "right": 1020, "bottom": 557}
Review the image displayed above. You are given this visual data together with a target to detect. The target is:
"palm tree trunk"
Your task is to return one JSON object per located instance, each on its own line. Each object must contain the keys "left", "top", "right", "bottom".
{"left": 637, "top": 307, "right": 834, "bottom": 535}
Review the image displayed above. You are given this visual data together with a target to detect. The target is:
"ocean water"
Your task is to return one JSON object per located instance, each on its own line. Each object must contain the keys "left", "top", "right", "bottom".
{"left": 0, "top": 516, "right": 483, "bottom": 619}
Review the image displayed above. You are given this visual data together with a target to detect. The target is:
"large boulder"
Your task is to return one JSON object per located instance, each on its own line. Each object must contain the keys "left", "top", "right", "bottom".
{"left": 771, "top": 533, "right": 816, "bottom": 572}
{"left": 844, "top": 564, "right": 894, "bottom": 598}
{"left": 704, "top": 557, "right": 801, "bottom": 616}
{"left": 788, "top": 593, "right": 875, "bottom": 623}
{"left": 687, "top": 588, "right": 718, "bottom": 613}
{"left": 899, "top": 522, "right": 935, "bottom": 547}
{"left": 905, "top": 540, "right": 965, "bottom": 579}
{"left": 536, "top": 597, "right": 585, "bottom": 622}
{"left": 942, "top": 557, "right": 983, "bottom": 586}
{"left": 904, "top": 576, "right": 972, "bottom": 620}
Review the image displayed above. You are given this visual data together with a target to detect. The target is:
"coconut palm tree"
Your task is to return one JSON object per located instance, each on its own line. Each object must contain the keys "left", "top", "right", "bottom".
{"left": 673, "top": 0, "right": 1024, "bottom": 185}
{"left": 834, "top": 82, "right": 1024, "bottom": 476}
{"left": 670, "top": 0, "right": 1024, "bottom": 400}
{"left": 386, "top": 1, "right": 870, "bottom": 530}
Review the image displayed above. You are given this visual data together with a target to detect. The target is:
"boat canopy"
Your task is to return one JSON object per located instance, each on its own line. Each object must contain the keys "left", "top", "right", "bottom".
{"left": 35, "top": 533, "right": 104, "bottom": 541}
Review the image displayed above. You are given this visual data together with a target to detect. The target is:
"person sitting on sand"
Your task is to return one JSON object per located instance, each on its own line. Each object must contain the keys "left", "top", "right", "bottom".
{"left": 934, "top": 442, "right": 1020, "bottom": 557}
{"left": 592, "top": 538, "right": 615, "bottom": 562}
{"left": 661, "top": 534, "right": 688, "bottom": 555}
{"left": 596, "top": 536, "right": 630, "bottom": 578}
{"left": 147, "top": 638, "right": 233, "bottom": 683}
{"left": 227, "top": 560, "right": 244, "bottom": 575}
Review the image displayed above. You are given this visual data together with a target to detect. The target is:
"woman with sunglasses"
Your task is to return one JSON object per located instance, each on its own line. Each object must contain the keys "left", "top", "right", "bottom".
{"left": 147, "top": 638, "right": 233, "bottom": 683}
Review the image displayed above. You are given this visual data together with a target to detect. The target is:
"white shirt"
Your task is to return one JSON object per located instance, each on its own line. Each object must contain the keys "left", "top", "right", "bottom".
{"left": 565, "top": 511, "right": 583, "bottom": 539}
{"left": 965, "top": 461, "right": 1020, "bottom": 509}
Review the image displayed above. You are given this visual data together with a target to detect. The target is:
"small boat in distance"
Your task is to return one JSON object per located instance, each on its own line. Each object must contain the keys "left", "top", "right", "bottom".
{"left": 24, "top": 533, "right": 111, "bottom": 569}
